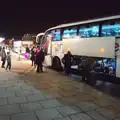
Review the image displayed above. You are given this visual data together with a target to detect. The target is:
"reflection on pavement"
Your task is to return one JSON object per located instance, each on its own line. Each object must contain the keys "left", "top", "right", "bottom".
{"left": 0, "top": 52, "right": 120, "bottom": 120}
{"left": 94, "top": 80, "right": 120, "bottom": 98}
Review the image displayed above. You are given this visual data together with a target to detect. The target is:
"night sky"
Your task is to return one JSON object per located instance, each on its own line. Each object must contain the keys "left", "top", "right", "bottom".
{"left": 0, "top": 1, "right": 120, "bottom": 38}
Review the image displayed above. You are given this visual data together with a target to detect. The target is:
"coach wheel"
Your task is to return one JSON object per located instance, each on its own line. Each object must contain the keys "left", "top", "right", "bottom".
{"left": 52, "top": 57, "right": 61, "bottom": 71}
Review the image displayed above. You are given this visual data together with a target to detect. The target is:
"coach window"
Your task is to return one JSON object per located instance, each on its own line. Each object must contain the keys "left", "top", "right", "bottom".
{"left": 101, "top": 21, "right": 120, "bottom": 37}
{"left": 62, "top": 27, "right": 77, "bottom": 39}
{"left": 51, "top": 29, "right": 61, "bottom": 41}
{"left": 79, "top": 24, "right": 99, "bottom": 38}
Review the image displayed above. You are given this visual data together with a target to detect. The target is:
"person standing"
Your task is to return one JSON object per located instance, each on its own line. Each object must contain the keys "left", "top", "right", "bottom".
{"left": 30, "top": 48, "right": 36, "bottom": 66}
{"left": 25, "top": 46, "right": 30, "bottom": 59}
{"left": 81, "top": 57, "right": 95, "bottom": 84}
{"left": 6, "top": 52, "right": 11, "bottom": 71}
{"left": 36, "top": 48, "right": 45, "bottom": 73}
{"left": 1, "top": 47, "right": 6, "bottom": 68}
{"left": 62, "top": 51, "right": 73, "bottom": 76}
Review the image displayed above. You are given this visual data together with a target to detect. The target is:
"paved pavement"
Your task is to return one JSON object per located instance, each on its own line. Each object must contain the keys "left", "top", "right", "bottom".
{"left": 0, "top": 52, "right": 120, "bottom": 120}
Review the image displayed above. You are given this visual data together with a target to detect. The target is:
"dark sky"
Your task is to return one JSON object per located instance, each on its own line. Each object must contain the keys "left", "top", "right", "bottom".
{"left": 0, "top": 1, "right": 120, "bottom": 37}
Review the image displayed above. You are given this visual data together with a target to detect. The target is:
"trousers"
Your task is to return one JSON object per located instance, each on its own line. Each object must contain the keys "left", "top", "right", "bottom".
{"left": 36, "top": 62, "right": 43, "bottom": 72}
{"left": 6, "top": 62, "right": 11, "bottom": 70}
{"left": 2, "top": 59, "right": 6, "bottom": 67}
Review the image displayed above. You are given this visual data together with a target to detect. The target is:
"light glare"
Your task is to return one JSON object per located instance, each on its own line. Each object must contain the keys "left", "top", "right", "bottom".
{"left": 0, "top": 37, "right": 5, "bottom": 43}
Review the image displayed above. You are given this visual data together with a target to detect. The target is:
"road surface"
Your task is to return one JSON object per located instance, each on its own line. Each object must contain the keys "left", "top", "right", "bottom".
{"left": 0, "top": 52, "right": 120, "bottom": 120}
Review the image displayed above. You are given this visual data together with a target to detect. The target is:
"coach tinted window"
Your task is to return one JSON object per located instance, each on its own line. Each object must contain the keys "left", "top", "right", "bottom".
{"left": 101, "top": 22, "right": 120, "bottom": 37}
{"left": 62, "top": 27, "right": 77, "bottom": 39}
{"left": 79, "top": 25, "right": 99, "bottom": 38}
{"left": 51, "top": 29, "right": 61, "bottom": 41}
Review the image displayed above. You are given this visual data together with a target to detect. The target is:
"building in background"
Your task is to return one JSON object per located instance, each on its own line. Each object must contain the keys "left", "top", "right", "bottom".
{"left": 13, "top": 40, "right": 22, "bottom": 53}
{"left": 22, "top": 34, "right": 36, "bottom": 48}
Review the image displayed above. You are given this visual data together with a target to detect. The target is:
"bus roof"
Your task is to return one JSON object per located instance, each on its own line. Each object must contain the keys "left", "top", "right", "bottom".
{"left": 46, "top": 15, "right": 120, "bottom": 32}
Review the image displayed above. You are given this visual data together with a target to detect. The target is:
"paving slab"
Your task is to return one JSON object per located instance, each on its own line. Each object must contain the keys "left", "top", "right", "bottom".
{"left": 7, "top": 86, "right": 22, "bottom": 92}
{"left": 0, "top": 84, "right": 13, "bottom": 88}
{"left": 0, "top": 87, "right": 6, "bottom": 92}
{"left": 0, "top": 104, "right": 21, "bottom": 115}
{"left": 26, "top": 94, "right": 46, "bottom": 102}
{"left": 35, "top": 108, "right": 63, "bottom": 120}
{"left": 0, "top": 80, "right": 5, "bottom": 85}
{"left": 0, "top": 91, "right": 15, "bottom": 98}
{"left": 0, "top": 116, "right": 10, "bottom": 120}
{"left": 76, "top": 101, "right": 100, "bottom": 112}
{"left": 11, "top": 112, "right": 38, "bottom": 120}
{"left": 5, "top": 80, "right": 18, "bottom": 84}
{"left": 87, "top": 110, "right": 109, "bottom": 120}
{"left": 31, "top": 89, "right": 43, "bottom": 95}
{"left": 16, "top": 90, "right": 33, "bottom": 96}
{"left": 40, "top": 99, "right": 63, "bottom": 108}
{"left": 8, "top": 96, "right": 27, "bottom": 104}
{"left": 21, "top": 85, "right": 35, "bottom": 91}
{"left": 76, "top": 113, "right": 93, "bottom": 120}
{"left": 54, "top": 117, "right": 71, "bottom": 120}
{"left": 69, "top": 115, "right": 81, "bottom": 120}
{"left": 114, "top": 118, "right": 120, "bottom": 120}
{"left": 57, "top": 105, "right": 82, "bottom": 116}
{"left": 20, "top": 102, "right": 43, "bottom": 112}
{"left": 96, "top": 107, "right": 120, "bottom": 119}
{"left": 0, "top": 98, "right": 8, "bottom": 105}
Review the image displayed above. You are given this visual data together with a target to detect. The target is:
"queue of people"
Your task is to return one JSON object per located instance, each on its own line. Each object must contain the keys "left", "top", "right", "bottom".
{"left": 30, "top": 46, "right": 45, "bottom": 73}
{"left": 0, "top": 45, "right": 96, "bottom": 85}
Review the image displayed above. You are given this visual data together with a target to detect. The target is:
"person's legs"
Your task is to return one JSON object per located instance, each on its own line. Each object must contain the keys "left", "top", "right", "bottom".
{"left": 68, "top": 66, "right": 71, "bottom": 76}
{"left": 36, "top": 64, "right": 40, "bottom": 73}
{"left": 34, "top": 63, "right": 36, "bottom": 68}
{"left": 86, "top": 71, "right": 91, "bottom": 84}
{"left": 34, "top": 58, "right": 36, "bottom": 67}
{"left": 9, "top": 63, "right": 11, "bottom": 71}
{"left": 1, "top": 61, "right": 3, "bottom": 68}
{"left": 82, "top": 68, "right": 86, "bottom": 81}
{"left": 33, "top": 60, "right": 35, "bottom": 66}
{"left": 40, "top": 62, "right": 43, "bottom": 72}
{"left": 6, "top": 62, "right": 9, "bottom": 70}
{"left": 2, "top": 60, "right": 5, "bottom": 68}
{"left": 31, "top": 60, "right": 33, "bottom": 66}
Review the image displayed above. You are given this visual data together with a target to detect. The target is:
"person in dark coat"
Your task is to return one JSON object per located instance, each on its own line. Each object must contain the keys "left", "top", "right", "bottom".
{"left": 1, "top": 47, "right": 6, "bottom": 68}
{"left": 26, "top": 46, "right": 30, "bottom": 53}
{"left": 81, "top": 57, "right": 95, "bottom": 84}
{"left": 30, "top": 48, "right": 36, "bottom": 66}
{"left": 36, "top": 48, "right": 45, "bottom": 73}
{"left": 62, "top": 51, "right": 73, "bottom": 76}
